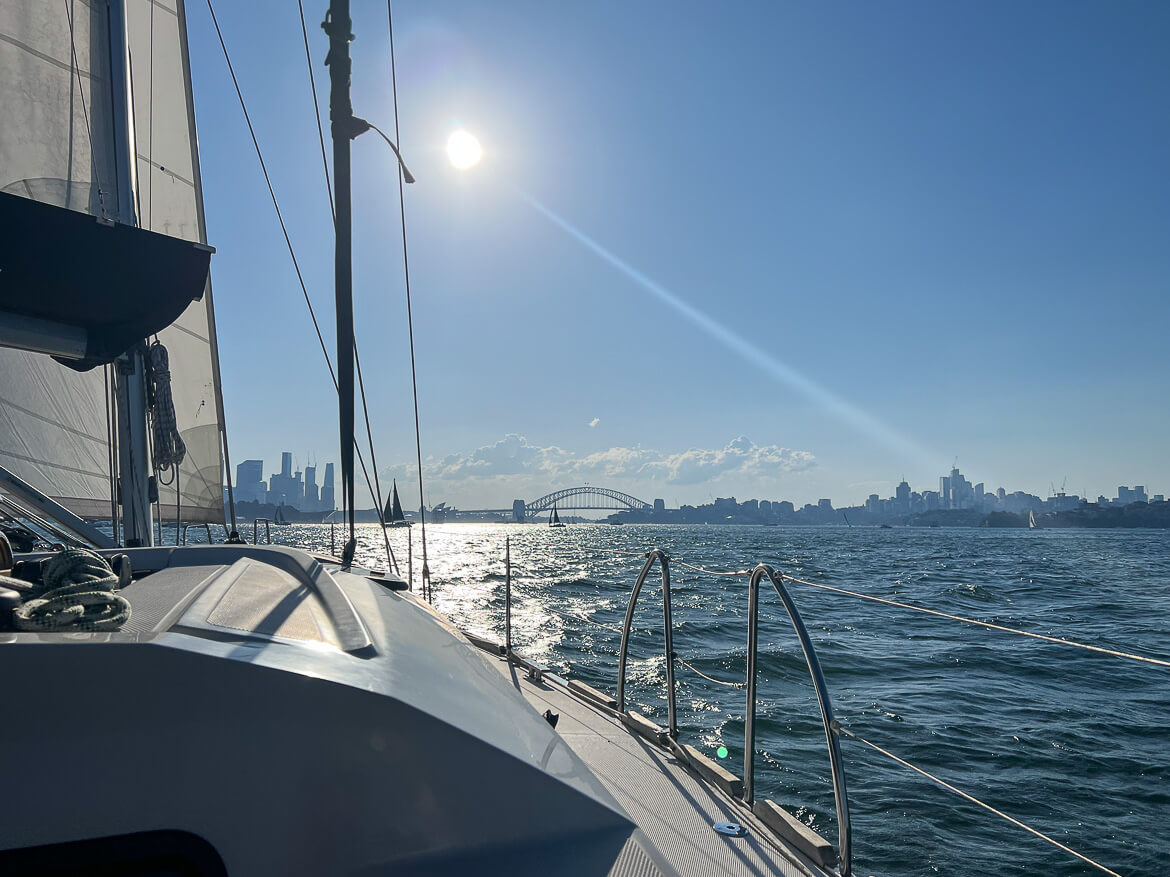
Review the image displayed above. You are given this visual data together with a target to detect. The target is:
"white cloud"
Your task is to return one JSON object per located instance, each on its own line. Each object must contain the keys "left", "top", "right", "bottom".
{"left": 588, "top": 417, "right": 600, "bottom": 428}
{"left": 395, "top": 434, "right": 814, "bottom": 492}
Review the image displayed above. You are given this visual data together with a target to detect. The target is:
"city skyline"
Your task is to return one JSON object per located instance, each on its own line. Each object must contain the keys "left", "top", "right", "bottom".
{"left": 232, "top": 453, "right": 335, "bottom": 513}
{"left": 227, "top": 448, "right": 1163, "bottom": 520}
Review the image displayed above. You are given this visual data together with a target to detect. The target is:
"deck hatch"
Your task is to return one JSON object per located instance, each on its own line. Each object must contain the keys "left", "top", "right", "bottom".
{"left": 182, "top": 558, "right": 342, "bottom": 648}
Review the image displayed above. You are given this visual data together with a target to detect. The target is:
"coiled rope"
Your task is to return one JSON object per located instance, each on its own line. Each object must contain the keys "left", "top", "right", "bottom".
{"left": 11, "top": 549, "right": 131, "bottom": 632}
{"left": 148, "top": 342, "right": 185, "bottom": 477}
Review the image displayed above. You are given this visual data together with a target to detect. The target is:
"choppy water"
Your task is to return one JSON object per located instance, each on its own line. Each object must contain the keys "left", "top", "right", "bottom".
{"left": 241, "top": 522, "right": 1168, "bottom": 876}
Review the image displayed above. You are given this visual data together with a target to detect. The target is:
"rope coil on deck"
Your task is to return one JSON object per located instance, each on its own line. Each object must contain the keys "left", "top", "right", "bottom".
{"left": 11, "top": 549, "right": 130, "bottom": 632}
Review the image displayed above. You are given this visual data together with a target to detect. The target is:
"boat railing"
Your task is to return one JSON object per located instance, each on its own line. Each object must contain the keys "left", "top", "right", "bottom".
{"left": 616, "top": 548, "right": 678, "bottom": 739}
{"left": 252, "top": 518, "right": 273, "bottom": 544}
{"left": 179, "top": 522, "right": 213, "bottom": 545}
{"left": 613, "top": 549, "right": 851, "bottom": 875}
{"left": 487, "top": 542, "right": 1141, "bottom": 877}
{"left": 744, "top": 563, "right": 851, "bottom": 870}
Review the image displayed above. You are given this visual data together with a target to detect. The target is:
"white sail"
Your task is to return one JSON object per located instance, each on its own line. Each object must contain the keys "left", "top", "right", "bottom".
{"left": 0, "top": 0, "right": 225, "bottom": 523}
{"left": 0, "top": 2, "right": 119, "bottom": 517}
{"left": 126, "top": 0, "right": 224, "bottom": 523}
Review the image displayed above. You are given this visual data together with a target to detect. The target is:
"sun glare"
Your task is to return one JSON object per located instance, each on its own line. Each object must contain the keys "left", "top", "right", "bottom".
{"left": 446, "top": 129, "right": 483, "bottom": 169}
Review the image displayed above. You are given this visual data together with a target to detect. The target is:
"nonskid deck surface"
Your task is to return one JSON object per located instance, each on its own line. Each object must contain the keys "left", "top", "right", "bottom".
{"left": 483, "top": 653, "right": 828, "bottom": 877}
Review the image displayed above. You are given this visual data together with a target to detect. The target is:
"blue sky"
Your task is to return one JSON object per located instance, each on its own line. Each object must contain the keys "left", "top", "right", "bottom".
{"left": 188, "top": 1, "right": 1169, "bottom": 509}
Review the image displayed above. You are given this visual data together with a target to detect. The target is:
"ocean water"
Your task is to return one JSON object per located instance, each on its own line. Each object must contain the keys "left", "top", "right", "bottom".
{"left": 248, "top": 522, "right": 1168, "bottom": 876}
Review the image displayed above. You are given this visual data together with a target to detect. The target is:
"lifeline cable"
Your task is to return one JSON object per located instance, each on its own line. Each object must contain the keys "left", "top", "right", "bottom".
{"left": 783, "top": 573, "right": 1170, "bottom": 669}
{"left": 649, "top": 552, "right": 1170, "bottom": 669}
{"left": 837, "top": 725, "right": 1123, "bottom": 877}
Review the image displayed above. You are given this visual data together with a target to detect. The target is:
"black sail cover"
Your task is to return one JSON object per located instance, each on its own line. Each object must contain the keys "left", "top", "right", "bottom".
{"left": 0, "top": 191, "right": 211, "bottom": 369}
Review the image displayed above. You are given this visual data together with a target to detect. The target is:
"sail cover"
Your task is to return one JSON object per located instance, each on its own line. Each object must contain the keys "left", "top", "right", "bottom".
{"left": 0, "top": 0, "right": 225, "bottom": 523}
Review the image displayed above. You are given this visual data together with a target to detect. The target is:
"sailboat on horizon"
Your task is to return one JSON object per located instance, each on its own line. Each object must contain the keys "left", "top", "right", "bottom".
{"left": 383, "top": 479, "right": 411, "bottom": 528}
{"left": 549, "top": 502, "right": 566, "bottom": 528}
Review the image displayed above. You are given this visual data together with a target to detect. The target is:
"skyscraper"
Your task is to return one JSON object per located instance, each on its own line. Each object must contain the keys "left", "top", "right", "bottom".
{"left": 304, "top": 465, "right": 319, "bottom": 508}
{"left": 321, "top": 463, "right": 335, "bottom": 511}
{"left": 269, "top": 451, "right": 301, "bottom": 508}
{"left": 236, "top": 460, "right": 265, "bottom": 503}
{"left": 895, "top": 480, "right": 911, "bottom": 513}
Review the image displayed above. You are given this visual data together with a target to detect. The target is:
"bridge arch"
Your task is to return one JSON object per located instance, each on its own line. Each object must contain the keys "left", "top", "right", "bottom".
{"left": 525, "top": 486, "right": 651, "bottom": 515}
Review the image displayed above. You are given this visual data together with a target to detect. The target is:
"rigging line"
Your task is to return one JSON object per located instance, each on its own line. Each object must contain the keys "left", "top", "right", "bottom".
{"left": 386, "top": 0, "right": 429, "bottom": 594}
{"left": 355, "top": 345, "right": 398, "bottom": 573}
{"left": 63, "top": 0, "right": 105, "bottom": 216}
{"left": 205, "top": 0, "right": 392, "bottom": 564}
{"left": 104, "top": 365, "right": 117, "bottom": 536}
{"left": 147, "top": 0, "right": 154, "bottom": 228}
{"left": 297, "top": 0, "right": 334, "bottom": 221}
{"left": 783, "top": 574, "right": 1170, "bottom": 669}
{"left": 544, "top": 606, "right": 625, "bottom": 635}
{"left": 294, "top": 1, "right": 394, "bottom": 573}
{"left": 676, "top": 656, "right": 745, "bottom": 689}
{"left": 671, "top": 557, "right": 751, "bottom": 577}
{"left": 837, "top": 726, "right": 1123, "bottom": 877}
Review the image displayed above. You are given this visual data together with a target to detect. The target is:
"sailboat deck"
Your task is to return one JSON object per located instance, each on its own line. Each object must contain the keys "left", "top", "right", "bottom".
{"left": 481, "top": 651, "right": 830, "bottom": 877}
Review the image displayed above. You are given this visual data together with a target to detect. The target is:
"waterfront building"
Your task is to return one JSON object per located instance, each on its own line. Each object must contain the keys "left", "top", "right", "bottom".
{"left": 235, "top": 459, "right": 266, "bottom": 504}
{"left": 305, "top": 465, "right": 319, "bottom": 509}
{"left": 895, "top": 480, "right": 911, "bottom": 514}
{"left": 321, "top": 463, "right": 335, "bottom": 512}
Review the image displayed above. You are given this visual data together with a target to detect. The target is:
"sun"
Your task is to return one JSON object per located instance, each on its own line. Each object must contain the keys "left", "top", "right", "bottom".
{"left": 446, "top": 129, "right": 483, "bottom": 169}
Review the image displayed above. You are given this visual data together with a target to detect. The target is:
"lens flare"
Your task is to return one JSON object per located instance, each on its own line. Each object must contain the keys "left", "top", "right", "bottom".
{"left": 518, "top": 190, "right": 932, "bottom": 463}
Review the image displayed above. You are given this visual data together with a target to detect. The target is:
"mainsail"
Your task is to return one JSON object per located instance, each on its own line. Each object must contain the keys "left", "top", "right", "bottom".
{"left": 126, "top": 0, "right": 224, "bottom": 523}
{"left": 384, "top": 480, "right": 405, "bottom": 523}
{"left": 0, "top": 0, "right": 225, "bottom": 524}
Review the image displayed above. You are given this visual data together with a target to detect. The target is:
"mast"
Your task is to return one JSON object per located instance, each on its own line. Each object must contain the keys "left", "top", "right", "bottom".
{"left": 108, "top": 0, "right": 152, "bottom": 547}
{"left": 325, "top": 0, "right": 356, "bottom": 563}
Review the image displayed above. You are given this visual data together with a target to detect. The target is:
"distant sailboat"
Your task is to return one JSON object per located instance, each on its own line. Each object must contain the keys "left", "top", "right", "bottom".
{"left": 1028, "top": 510, "right": 1039, "bottom": 530}
{"left": 383, "top": 480, "right": 411, "bottom": 528}
{"left": 549, "top": 503, "right": 566, "bottom": 528}
{"left": 274, "top": 504, "right": 290, "bottom": 525}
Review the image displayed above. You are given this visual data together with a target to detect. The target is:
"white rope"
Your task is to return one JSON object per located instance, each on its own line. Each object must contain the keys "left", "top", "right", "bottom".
{"left": 676, "top": 656, "right": 745, "bottom": 689}
{"left": 838, "top": 726, "right": 1123, "bottom": 877}
{"left": 11, "top": 549, "right": 130, "bottom": 632}
{"left": 671, "top": 557, "right": 751, "bottom": 577}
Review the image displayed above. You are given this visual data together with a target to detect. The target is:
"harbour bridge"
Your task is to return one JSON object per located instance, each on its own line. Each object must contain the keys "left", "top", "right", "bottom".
{"left": 520, "top": 486, "right": 651, "bottom": 519}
